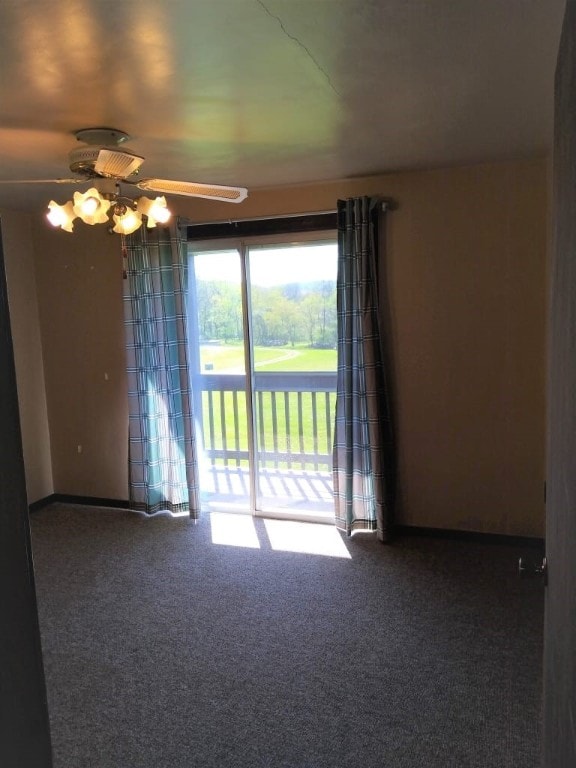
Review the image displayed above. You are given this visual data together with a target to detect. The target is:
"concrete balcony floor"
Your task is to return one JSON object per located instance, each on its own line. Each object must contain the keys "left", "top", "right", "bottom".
{"left": 200, "top": 464, "right": 334, "bottom": 518}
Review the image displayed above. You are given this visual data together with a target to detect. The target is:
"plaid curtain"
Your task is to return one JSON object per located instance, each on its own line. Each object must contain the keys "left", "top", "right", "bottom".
{"left": 123, "top": 223, "right": 200, "bottom": 517}
{"left": 333, "top": 197, "right": 396, "bottom": 541}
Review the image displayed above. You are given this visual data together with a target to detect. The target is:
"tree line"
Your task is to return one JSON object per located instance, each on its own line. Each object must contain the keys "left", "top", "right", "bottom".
{"left": 193, "top": 279, "right": 337, "bottom": 348}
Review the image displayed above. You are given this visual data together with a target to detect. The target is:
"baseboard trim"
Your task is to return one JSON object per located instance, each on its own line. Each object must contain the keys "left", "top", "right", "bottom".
{"left": 30, "top": 493, "right": 132, "bottom": 512}
{"left": 28, "top": 497, "right": 545, "bottom": 547}
{"left": 28, "top": 494, "right": 57, "bottom": 513}
{"left": 395, "top": 524, "right": 545, "bottom": 549}
{"left": 55, "top": 494, "right": 132, "bottom": 509}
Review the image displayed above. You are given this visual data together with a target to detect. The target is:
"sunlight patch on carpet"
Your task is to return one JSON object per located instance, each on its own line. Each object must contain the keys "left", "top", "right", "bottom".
{"left": 210, "top": 512, "right": 261, "bottom": 548}
{"left": 264, "top": 519, "right": 352, "bottom": 558}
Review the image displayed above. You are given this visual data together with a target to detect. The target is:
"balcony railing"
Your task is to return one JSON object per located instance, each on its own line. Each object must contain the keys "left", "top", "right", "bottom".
{"left": 193, "top": 372, "right": 337, "bottom": 472}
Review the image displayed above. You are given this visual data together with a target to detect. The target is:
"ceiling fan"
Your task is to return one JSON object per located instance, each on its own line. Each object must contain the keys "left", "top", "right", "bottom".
{"left": 2, "top": 127, "right": 248, "bottom": 233}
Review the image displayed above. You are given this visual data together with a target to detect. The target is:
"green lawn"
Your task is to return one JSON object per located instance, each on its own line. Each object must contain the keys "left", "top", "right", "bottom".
{"left": 200, "top": 344, "right": 336, "bottom": 373}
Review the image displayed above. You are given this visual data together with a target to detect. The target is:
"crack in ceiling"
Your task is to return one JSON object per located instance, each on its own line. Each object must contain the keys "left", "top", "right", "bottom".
{"left": 256, "top": 0, "right": 341, "bottom": 97}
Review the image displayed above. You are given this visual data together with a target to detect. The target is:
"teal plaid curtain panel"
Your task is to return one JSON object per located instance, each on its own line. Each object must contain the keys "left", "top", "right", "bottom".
{"left": 123, "top": 224, "right": 200, "bottom": 516}
{"left": 332, "top": 197, "right": 396, "bottom": 541}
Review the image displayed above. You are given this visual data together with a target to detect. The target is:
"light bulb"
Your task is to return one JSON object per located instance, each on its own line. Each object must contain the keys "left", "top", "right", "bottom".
{"left": 81, "top": 196, "right": 99, "bottom": 216}
{"left": 137, "top": 195, "right": 171, "bottom": 228}
{"left": 149, "top": 198, "right": 171, "bottom": 224}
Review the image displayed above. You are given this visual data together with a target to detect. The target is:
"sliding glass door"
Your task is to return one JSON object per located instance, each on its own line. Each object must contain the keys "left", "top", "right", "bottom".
{"left": 187, "top": 235, "right": 337, "bottom": 521}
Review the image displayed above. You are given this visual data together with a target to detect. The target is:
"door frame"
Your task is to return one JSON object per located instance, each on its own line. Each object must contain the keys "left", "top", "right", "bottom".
{"left": 187, "top": 231, "right": 337, "bottom": 521}
{"left": 543, "top": 1, "right": 576, "bottom": 764}
{"left": 0, "top": 219, "right": 53, "bottom": 766}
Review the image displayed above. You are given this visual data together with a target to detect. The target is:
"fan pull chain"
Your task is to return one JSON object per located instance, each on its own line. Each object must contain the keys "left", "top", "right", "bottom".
{"left": 121, "top": 233, "right": 128, "bottom": 279}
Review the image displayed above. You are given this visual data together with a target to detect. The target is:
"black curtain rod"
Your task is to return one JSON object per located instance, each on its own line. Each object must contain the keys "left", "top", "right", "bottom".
{"left": 187, "top": 211, "right": 337, "bottom": 241}
{"left": 185, "top": 200, "right": 392, "bottom": 241}
{"left": 185, "top": 210, "right": 335, "bottom": 227}
{"left": 185, "top": 200, "right": 390, "bottom": 228}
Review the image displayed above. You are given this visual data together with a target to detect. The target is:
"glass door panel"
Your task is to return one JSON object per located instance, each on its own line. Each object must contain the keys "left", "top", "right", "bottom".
{"left": 247, "top": 243, "right": 337, "bottom": 520}
{"left": 187, "top": 249, "right": 251, "bottom": 512}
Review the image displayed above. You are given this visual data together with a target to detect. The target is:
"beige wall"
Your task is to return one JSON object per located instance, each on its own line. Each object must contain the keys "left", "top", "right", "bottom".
{"left": 2, "top": 210, "right": 53, "bottom": 503}
{"left": 29, "top": 157, "right": 547, "bottom": 535}
{"left": 387, "top": 161, "right": 546, "bottom": 536}
{"left": 31, "top": 223, "right": 129, "bottom": 499}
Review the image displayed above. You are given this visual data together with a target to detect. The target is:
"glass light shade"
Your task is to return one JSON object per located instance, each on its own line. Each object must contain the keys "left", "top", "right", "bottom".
{"left": 73, "top": 187, "right": 111, "bottom": 224}
{"left": 46, "top": 200, "right": 76, "bottom": 232}
{"left": 137, "top": 195, "right": 171, "bottom": 228}
{"left": 112, "top": 208, "right": 142, "bottom": 235}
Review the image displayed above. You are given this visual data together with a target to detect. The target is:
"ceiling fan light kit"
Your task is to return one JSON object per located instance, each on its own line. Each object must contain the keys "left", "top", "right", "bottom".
{"left": 48, "top": 184, "right": 171, "bottom": 234}
{"left": 38, "top": 127, "right": 248, "bottom": 235}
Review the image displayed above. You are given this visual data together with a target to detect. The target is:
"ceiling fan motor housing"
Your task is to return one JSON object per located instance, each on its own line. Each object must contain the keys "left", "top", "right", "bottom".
{"left": 68, "top": 127, "right": 141, "bottom": 178}
{"left": 68, "top": 146, "right": 145, "bottom": 179}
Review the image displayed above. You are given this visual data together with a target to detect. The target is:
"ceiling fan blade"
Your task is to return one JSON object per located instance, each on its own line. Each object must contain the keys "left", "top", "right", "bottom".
{"left": 134, "top": 178, "right": 248, "bottom": 203}
{"left": 0, "top": 178, "right": 86, "bottom": 184}
{"left": 94, "top": 149, "right": 145, "bottom": 179}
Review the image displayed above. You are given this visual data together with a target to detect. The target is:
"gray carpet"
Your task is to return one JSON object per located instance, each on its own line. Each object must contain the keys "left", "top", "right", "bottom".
{"left": 30, "top": 504, "right": 544, "bottom": 768}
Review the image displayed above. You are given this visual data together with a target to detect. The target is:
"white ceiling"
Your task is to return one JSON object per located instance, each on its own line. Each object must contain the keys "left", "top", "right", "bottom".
{"left": 0, "top": 0, "right": 565, "bottom": 211}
